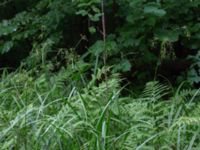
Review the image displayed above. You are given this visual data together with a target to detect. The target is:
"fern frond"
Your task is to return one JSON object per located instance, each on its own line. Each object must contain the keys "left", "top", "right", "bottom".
{"left": 171, "top": 117, "right": 200, "bottom": 128}
{"left": 141, "top": 81, "right": 170, "bottom": 101}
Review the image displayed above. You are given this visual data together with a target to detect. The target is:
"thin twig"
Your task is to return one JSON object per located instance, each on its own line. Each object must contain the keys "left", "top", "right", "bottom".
{"left": 101, "top": 0, "right": 110, "bottom": 102}
{"left": 101, "top": 0, "right": 108, "bottom": 88}
{"left": 101, "top": 0, "right": 107, "bottom": 66}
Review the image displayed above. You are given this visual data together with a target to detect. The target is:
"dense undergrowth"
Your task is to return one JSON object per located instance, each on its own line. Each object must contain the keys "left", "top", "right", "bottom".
{"left": 1, "top": 0, "right": 200, "bottom": 149}
{"left": 1, "top": 0, "right": 200, "bottom": 84}
{"left": 0, "top": 65, "right": 200, "bottom": 149}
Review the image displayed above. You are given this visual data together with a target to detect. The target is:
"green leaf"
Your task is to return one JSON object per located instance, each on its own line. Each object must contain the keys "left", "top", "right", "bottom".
{"left": 114, "top": 59, "right": 131, "bottom": 72}
{"left": 89, "top": 26, "right": 96, "bottom": 34}
{"left": 76, "top": 9, "right": 88, "bottom": 16}
{"left": 144, "top": 6, "right": 166, "bottom": 17}
{"left": 89, "top": 13, "right": 101, "bottom": 22}
{"left": 106, "top": 40, "right": 118, "bottom": 54}
{"left": 89, "top": 40, "right": 104, "bottom": 56}
{"left": 155, "top": 29, "right": 179, "bottom": 42}
{"left": 0, "top": 21, "right": 18, "bottom": 36}
{"left": 0, "top": 41, "right": 14, "bottom": 54}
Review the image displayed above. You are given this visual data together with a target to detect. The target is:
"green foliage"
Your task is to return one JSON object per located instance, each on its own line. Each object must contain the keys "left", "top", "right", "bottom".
{"left": 0, "top": 0, "right": 200, "bottom": 83}
{"left": 0, "top": 0, "right": 75, "bottom": 68}
{"left": 121, "top": 81, "right": 200, "bottom": 149}
{"left": 75, "top": 0, "right": 101, "bottom": 22}
{"left": 188, "top": 51, "right": 200, "bottom": 84}
{"left": 0, "top": 66, "right": 200, "bottom": 149}
{"left": 1, "top": 1, "right": 200, "bottom": 149}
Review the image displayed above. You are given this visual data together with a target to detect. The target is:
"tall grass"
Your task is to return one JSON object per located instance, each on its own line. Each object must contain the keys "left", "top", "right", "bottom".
{"left": 0, "top": 67, "right": 200, "bottom": 149}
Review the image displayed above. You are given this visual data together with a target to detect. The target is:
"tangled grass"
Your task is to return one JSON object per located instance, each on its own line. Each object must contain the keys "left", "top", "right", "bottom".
{"left": 0, "top": 67, "right": 200, "bottom": 150}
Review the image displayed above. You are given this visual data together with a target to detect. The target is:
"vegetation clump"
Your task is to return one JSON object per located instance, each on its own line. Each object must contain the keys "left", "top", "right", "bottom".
{"left": 0, "top": 0, "right": 200, "bottom": 149}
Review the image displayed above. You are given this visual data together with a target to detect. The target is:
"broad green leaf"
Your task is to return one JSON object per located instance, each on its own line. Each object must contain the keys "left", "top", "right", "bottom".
{"left": 89, "top": 40, "right": 104, "bottom": 56}
{"left": 114, "top": 59, "right": 131, "bottom": 72}
{"left": 144, "top": 6, "right": 166, "bottom": 17}
{"left": 155, "top": 29, "right": 179, "bottom": 42}
{"left": 89, "top": 26, "right": 96, "bottom": 34}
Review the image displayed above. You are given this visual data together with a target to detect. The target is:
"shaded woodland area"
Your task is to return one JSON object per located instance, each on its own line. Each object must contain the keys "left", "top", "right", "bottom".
{"left": 1, "top": 0, "right": 200, "bottom": 149}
